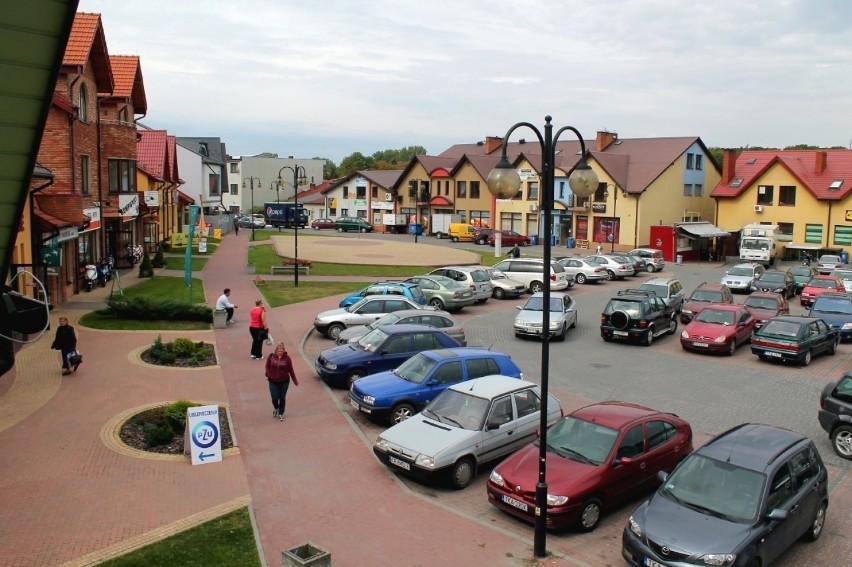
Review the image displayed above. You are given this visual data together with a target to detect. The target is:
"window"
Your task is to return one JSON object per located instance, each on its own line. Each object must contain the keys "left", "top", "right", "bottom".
{"left": 647, "top": 420, "right": 676, "bottom": 449}
{"left": 805, "top": 223, "right": 823, "bottom": 244}
{"left": 457, "top": 181, "right": 467, "bottom": 198}
{"left": 356, "top": 186, "right": 366, "bottom": 199}
{"left": 383, "top": 336, "right": 410, "bottom": 354}
{"left": 777, "top": 222, "right": 793, "bottom": 241}
{"left": 593, "top": 183, "right": 607, "bottom": 202}
{"left": 790, "top": 447, "right": 819, "bottom": 487}
{"left": 78, "top": 84, "right": 89, "bottom": 122}
{"left": 757, "top": 185, "right": 774, "bottom": 205}
{"left": 487, "top": 396, "right": 513, "bottom": 428}
{"left": 514, "top": 390, "right": 540, "bottom": 418}
{"left": 408, "top": 181, "right": 416, "bottom": 199}
{"left": 470, "top": 181, "right": 480, "bottom": 199}
{"left": 371, "top": 186, "right": 378, "bottom": 199}
{"left": 683, "top": 184, "right": 692, "bottom": 196}
{"left": 118, "top": 106, "right": 129, "bottom": 124}
{"left": 617, "top": 425, "right": 645, "bottom": 459}
{"left": 465, "top": 357, "right": 500, "bottom": 379}
{"left": 779, "top": 185, "right": 796, "bottom": 206}
{"left": 230, "top": 163, "right": 238, "bottom": 173}
{"left": 686, "top": 154, "right": 694, "bottom": 169}
{"left": 527, "top": 182, "right": 539, "bottom": 200}
{"left": 230, "top": 183, "right": 239, "bottom": 195}
{"left": 695, "top": 154, "right": 703, "bottom": 170}
{"left": 834, "top": 225, "right": 852, "bottom": 246}
{"left": 767, "top": 465, "right": 794, "bottom": 511}
{"left": 208, "top": 173, "right": 220, "bottom": 196}
{"left": 342, "top": 186, "right": 349, "bottom": 199}
{"left": 693, "top": 184, "right": 703, "bottom": 196}
{"left": 432, "top": 361, "right": 462, "bottom": 384}
{"left": 108, "top": 159, "right": 136, "bottom": 193}
{"left": 411, "top": 332, "right": 442, "bottom": 351}
{"left": 80, "top": 155, "right": 90, "bottom": 195}
{"left": 341, "top": 208, "right": 348, "bottom": 217}
{"left": 558, "top": 181, "right": 565, "bottom": 199}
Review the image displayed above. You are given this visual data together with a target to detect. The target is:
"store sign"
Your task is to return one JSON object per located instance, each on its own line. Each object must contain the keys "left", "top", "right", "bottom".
{"left": 57, "top": 226, "right": 78, "bottom": 242}
{"left": 80, "top": 207, "right": 101, "bottom": 232}
{"left": 144, "top": 191, "right": 160, "bottom": 207}
{"left": 119, "top": 194, "right": 139, "bottom": 222}
{"left": 372, "top": 201, "right": 393, "bottom": 210}
{"left": 591, "top": 203, "right": 607, "bottom": 213}
{"left": 846, "top": 210, "right": 852, "bottom": 222}
{"left": 353, "top": 199, "right": 367, "bottom": 206}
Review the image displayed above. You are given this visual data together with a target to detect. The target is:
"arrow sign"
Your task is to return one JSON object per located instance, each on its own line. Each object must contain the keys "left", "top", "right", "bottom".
{"left": 186, "top": 405, "right": 223, "bottom": 466}
{"left": 199, "top": 452, "right": 215, "bottom": 461}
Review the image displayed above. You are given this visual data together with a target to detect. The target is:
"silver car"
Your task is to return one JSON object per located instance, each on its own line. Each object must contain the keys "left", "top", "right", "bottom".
{"left": 721, "top": 262, "right": 765, "bottom": 293}
{"left": 585, "top": 255, "right": 634, "bottom": 280}
{"left": 428, "top": 266, "right": 493, "bottom": 303}
{"left": 554, "top": 257, "right": 607, "bottom": 284}
{"left": 336, "top": 308, "right": 465, "bottom": 346}
{"left": 313, "top": 296, "right": 426, "bottom": 340}
{"left": 830, "top": 269, "right": 852, "bottom": 292}
{"left": 373, "top": 375, "right": 563, "bottom": 489}
{"left": 513, "top": 291, "right": 577, "bottom": 341}
{"left": 479, "top": 266, "right": 526, "bottom": 299}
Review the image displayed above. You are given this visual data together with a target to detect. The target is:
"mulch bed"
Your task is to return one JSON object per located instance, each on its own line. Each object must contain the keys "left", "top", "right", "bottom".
{"left": 139, "top": 342, "right": 218, "bottom": 368}
{"left": 119, "top": 406, "right": 234, "bottom": 454}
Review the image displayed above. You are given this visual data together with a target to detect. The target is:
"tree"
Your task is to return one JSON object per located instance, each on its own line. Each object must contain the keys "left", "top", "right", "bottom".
{"left": 313, "top": 157, "right": 338, "bottom": 179}
{"left": 338, "top": 152, "right": 374, "bottom": 176}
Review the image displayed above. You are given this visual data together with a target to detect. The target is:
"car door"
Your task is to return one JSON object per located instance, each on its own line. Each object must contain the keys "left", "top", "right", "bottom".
{"left": 373, "top": 334, "right": 414, "bottom": 374}
{"left": 736, "top": 308, "right": 756, "bottom": 344}
{"left": 416, "top": 360, "right": 463, "bottom": 408}
{"left": 787, "top": 445, "right": 824, "bottom": 538}
{"left": 606, "top": 424, "right": 651, "bottom": 504}
{"left": 479, "top": 394, "right": 520, "bottom": 462}
{"left": 761, "top": 461, "right": 803, "bottom": 565}
{"left": 352, "top": 298, "right": 387, "bottom": 324}
{"left": 649, "top": 297, "right": 670, "bottom": 331}
{"left": 814, "top": 319, "right": 835, "bottom": 355}
{"left": 642, "top": 419, "right": 689, "bottom": 486}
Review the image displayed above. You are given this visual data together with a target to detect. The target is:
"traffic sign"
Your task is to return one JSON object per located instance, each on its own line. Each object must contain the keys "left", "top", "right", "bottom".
{"left": 186, "top": 405, "right": 222, "bottom": 466}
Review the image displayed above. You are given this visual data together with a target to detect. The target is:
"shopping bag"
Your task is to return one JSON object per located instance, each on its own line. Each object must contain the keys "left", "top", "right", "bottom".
{"left": 68, "top": 350, "right": 83, "bottom": 366}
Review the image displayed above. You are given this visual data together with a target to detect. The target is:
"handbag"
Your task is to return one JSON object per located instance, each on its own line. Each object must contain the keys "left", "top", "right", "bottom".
{"left": 264, "top": 332, "right": 274, "bottom": 346}
{"left": 258, "top": 328, "right": 269, "bottom": 341}
{"left": 68, "top": 350, "right": 83, "bottom": 366}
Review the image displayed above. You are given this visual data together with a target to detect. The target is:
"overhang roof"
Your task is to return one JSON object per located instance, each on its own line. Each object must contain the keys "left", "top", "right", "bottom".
{"left": 137, "top": 129, "right": 168, "bottom": 181}
{"left": 63, "top": 12, "right": 113, "bottom": 93}
{"left": 104, "top": 55, "right": 147, "bottom": 114}
{"left": 678, "top": 222, "right": 729, "bottom": 238}
{"left": 32, "top": 193, "right": 90, "bottom": 230}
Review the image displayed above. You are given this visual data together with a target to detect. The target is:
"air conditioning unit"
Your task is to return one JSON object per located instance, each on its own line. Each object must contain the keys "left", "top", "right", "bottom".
{"left": 385, "top": 192, "right": 393, "bottom": 202}
{"left": 754, "top": 205, "right": 764, "bottom": 213}
{"left": 529, "top": 204, "right": 539, "bottom": 212}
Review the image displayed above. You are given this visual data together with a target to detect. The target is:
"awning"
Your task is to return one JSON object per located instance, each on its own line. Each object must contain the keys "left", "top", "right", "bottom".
{"left": 32, "top": 193, "right": 90, "bottom": 231}
{"left": 784, "top": 242, "right": 821, "bottom": 250}
{"left": 678, "top": 222, "right": 730, "bottom": 238}
{"left": 429, "top": 195, "right": 453, "bottom": 207}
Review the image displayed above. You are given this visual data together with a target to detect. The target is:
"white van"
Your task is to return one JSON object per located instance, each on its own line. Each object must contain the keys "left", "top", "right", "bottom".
{"left": 491, "top": 259, "right": 572, "bottom": 293}
{"left": 628, "top": 248, "right": 666, "bottom": 272}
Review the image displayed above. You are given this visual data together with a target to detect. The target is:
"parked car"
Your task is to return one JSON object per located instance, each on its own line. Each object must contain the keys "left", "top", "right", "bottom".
{"left": 628, "top": 248, "right": 666, "bottom": 272}
{"left": 788, "top": 264, "right": 819, "bottom": 294}
{"left": 334, "top": 216, "right": 374, "bottom": 233}
{"left": 428, "top": 266, "right": 493, "bottom": 303}
{"left": 636, "top": 277, "right": 685, "bottom": 313}
{"left": 749, "top": 269, "right": 796, "bottom": 298}
{"left": 373, "top": 376, "right": 561, "bottom": 488}
{"left": 314, "top": 296, "right": 427, "bottom": 340}
{"left": 679, "top": 304, "right": 756, "bottom": 356}
{"left": 751, "top": 316, "right": 839, "bottom": 366}
{"left": 479, "top": 266, "right": 526, "bottom": 299}
{"left": 808, "top": 292, "right": 852, "bottom": 341}
{"left": 491, "top": 258, "right": 572, "bottom": 293}
{"left": 617, "top": 254, "right": 645, "bottom": 276}
{"left": 404, "top": 275, "right": 476, "bottom": 311}
{"left": 314, "top": 324, "right": 461, "bottom": 388}
{"left": 680, "top": 282, "right": 734, "bottom": 324}
{"left": 472, "top": 227, "right": 496, "bottom": 245}
{"left": 600, "top": 289, "right": 678, "bottom": 346}
{"left": 622, "top": 423, "right": 828, "bottom": 567}
{"left": 237, "top": 215, "right": 263, "bottom": 228}
{"left": 310, "top": 218, "right": 335, "bottom": 230}
{"left": 817, "top": 254, "right": 843, "bottom": 275}
{"left": 339, "top": 280, "right": 426, "bottom": 308}
{"left": 513, "top": 292, "right": 577, "bottom": 341}
{"left": 555, "top": 257, "right": 607, "bottom": 284}
{"left": 349, "top": 347, "right": 523, "bottom": 424}
{"left": 487, "top": 230, "right": 530, "bottom": 247}
{"left": 585, "top": 254, "right": 633, "bottom": 280}
{"left": 818, "top": 371, "right": 852, "bottom": 460}
{"left": 800, "top": 275, "right": 845, "bottom": 307}
{"left": 336, "top": 308, "right": 465, "bottom": 346}
{"left": 829, "top": 268, "right": 852, "bottom": 292}
{"left": 488, "top": 401, "right": 692, "bottom": 531}
{"left": 743, "top": 292, "right": 790, "bottom": 328}
{"left": 721, "top": 262, "right": 765, "bottom": 293}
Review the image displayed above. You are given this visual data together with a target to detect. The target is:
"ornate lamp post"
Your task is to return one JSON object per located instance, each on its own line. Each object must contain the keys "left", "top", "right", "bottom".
{"left": 277, "top": 165, "right": 307, "bottom": 287}
{"left": 272, "top": 181, "right": 282, "bottom": 233}
{"left": 243, "top": 177, "right": 262, "bottom": 241}
{"left": 486, "top": 116, "right": 598, "bottom": 558}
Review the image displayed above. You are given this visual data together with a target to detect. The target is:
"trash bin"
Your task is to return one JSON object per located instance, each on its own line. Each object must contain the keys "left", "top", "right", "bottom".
{"left": 676, "top": 254, "right": 683, "bottom": 265}
{"left": 550, "top": 235, "right": 557, "bottom": 246}
{"left": 566, "top": 237, "right": 576, "bottom": 249}
{"left": 530, "top": 235, "right": 538, "bottom": 246}
{"left": 842, "top": 251, "right": 849, "bottom": 265}
{"left": 408, "top": 223, "right": 423, "bottom": 235}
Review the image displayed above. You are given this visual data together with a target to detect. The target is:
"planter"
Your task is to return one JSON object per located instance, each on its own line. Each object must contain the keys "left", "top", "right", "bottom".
{"left": 282, "top": 543, "right": 331, "bottom": 567}
{"left": 212, "top": 309, "right": 227, "bottom": 329}
{"left": 246, "top": 263, "right": 256, "bottom": 275}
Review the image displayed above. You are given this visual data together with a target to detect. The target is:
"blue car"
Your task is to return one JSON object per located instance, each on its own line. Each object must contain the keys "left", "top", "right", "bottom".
{"left": 339, "top": 281, "right": 427, "bottom": 308}
{"left": 315, "top": 324, "right": 460, "bottom": 388}
{"left": 809, "top": 292, "right": 852, "bottom": 340}
{"left": 349, "top": 347, "right": 523, "bottom": 424}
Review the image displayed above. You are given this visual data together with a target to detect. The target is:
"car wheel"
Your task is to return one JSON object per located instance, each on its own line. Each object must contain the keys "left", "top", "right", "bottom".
{"left": 428, "top": 297, "right": 444, "bottom": 309}
{"left": 575, "top": 273, "right": 587, "bottom": 284}
{"left": 802, "top": 349, "right": 812, "bottom": 366}
{"left": 337, "top": 227, "right": 344, "bottom": 233}
{"left": 450, "top": 457, "right": 475, "bottom": 489}
{"left": 667, "top": 318, "right": 678, "bottom": 335}
{"left": 646, "top": 264, "right": 655, "bottom": 273}
{"left": 359, "top": 227, "right": 365, "bottom": 233}
{"left": 727, "top": 339, "right": 737, "bottom": 356}
{"left": 451, "top": 236, "right": 458, "bottom": 242}
{"left": 802, "top": 501, "right": 827, "bottom": 542}
{"left": 313, "top": 226, "right": 319, "bottom": 230}
{"left": 326, "top": 323, "right": 345, "bottom": 340}
{"left": 347, "top": 369, "right": 366, "bottom": 388}
{"left": 493, "top": 287, "right": 506, "bottom": 299}
{"left": 391, "top": 403, "right": 416, "bottom": 425}
{"left": 434, "top": 232, "right": 443, "bottom": 239}
{"left": 530, "top": 281, "right": 544, "bottom": 293}
{"left": 578, "top": 498, "right": 602, "bottom": 532}
{"left": 557, "top": 325, "right": 566, "bottom": 341}
{"left": 831, "top": 425, "right": 852, "bottom": 459}
{"left": 476, "top": 238, "right": 486, "bottom": 245}
{"left": 643, "top": 327, "right": 654, "bottom": 346}
{"left": 829, "top": 338, "right": 838, "bottom": 355}
{"left": 521, "top": 240, "right": 529, "bottom": 247}
{"left": 606, "top": 270, "right": 615, "bottom": 281}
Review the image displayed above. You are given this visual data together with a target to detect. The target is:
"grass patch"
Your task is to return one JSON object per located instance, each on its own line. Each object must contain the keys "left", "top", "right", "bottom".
{"left": 258, "top": 281, "right": 368, "bottom": 308}
{"left": 78, "top": 311, "right": 210, "bottom": 331}
{"left": 98, "top": 507, "right": 260, "bottom": 567}
{"left": 248, "top": 244, "right": 431, "bottom": 277}
{"left": 119, "top": 276, "right": 207, "bottom": 303}
{"left": 163, "top": 256, "right": 209, "bottom": 271}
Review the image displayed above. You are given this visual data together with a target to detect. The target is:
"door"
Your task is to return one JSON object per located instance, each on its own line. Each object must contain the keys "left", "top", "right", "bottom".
{"left": 480, "top": 395, "right": 519, "bottom": 462}
{"left": 415, "top": 360, "right": 462, "bottom": 408}
{"left": 761, "top": 462, "right": 802, "bottom": 565}
{"left": 606, "top": 424, "right": 649, "bottom": 504}
{"left": 642, "top": 420, "right": 688, "bottom": 489}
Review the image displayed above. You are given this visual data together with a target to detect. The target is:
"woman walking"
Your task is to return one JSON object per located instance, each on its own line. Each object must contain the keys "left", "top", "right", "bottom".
{"left": 51, "top": 316, "right": 78, "bottom": 375}
{"left": 266, "top": 341, "right": 298, "bottom": 421}
{"left": 248, "top": 299, "right": 269, "bottom": 359}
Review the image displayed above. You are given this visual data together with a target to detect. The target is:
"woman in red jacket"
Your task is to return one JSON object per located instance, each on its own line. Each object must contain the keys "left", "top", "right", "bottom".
{"left": 266, "top": 341, "right": 298, "bottom": 421}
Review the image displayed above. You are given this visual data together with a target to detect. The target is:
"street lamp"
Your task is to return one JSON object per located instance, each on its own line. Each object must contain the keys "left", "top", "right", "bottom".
{"left": 410, "top": 179, "right": 421, "bottom": 243}
{"left": 243, "top": 177, "right": 262, "bottom": 241}
{"left": 272, "top": 181, "right": 282, "bottom": 232}
{"left": 277, "top": 165, "right": 307, "bottom": 287}
{"left": 606, "top": 183, "right": 621, "bottom": 253}
{"left": 486, "top": 116, "right": 598, "bottom": 559}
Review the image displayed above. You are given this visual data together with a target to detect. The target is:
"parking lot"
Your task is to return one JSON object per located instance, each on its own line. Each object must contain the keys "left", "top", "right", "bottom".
{"left": 304, "top": 241, "right": 851, "bottom": 565}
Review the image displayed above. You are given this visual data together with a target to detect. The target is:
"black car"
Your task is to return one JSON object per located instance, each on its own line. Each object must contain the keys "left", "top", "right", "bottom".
{"left": 788, "top": 265, "right": 819, "bottom": 294}
{"left": 749, "top": 269, "right": 796, "bottom": 298}
{"left": 808, "top": 292, "right": 852, "bottom": 341}
{"left": 623, "top": 423, "right": 828, "bottom": 567}
{"left": 751, "top": 316, "right": 839, "bottom": 366}
{"left": 600, "top": 289, "right": 678, "bottom": 346}
{"left": 819, "top": 371, "right": 852, "bottom": 460}
{"left": 472, "top": 227, "right": 495, "bottom": 245}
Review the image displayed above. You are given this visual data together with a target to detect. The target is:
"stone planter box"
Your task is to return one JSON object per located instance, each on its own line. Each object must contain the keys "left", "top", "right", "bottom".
{"left": 212, "top": 309, "right": 227, "bottom": 329}
{"left": 246, "top": 263, "right": 256, "bottom": 275}
{"left": 282, "top": 542, "right": 331, "bottom": 567}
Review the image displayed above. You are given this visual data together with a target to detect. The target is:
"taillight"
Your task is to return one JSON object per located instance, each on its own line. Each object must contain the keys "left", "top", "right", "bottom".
{"left": 550, "top": 274, "right": 557, "bottom": 281}
{"left": 600, "top": 315, "right": 606, "bottom": 324}
{"left": 619, "top": 264, "right": 628, "bottom": 270}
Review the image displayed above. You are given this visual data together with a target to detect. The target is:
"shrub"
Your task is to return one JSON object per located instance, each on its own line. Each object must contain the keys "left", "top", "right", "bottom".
{"left": 138, "top": 250, "right": 154, "bottom": 278}
{"left": 151, "top": 246, "right": 165, "bottom": 268}
{"left": 106, "top": 296, "right": 213, "bottom": 322}
{"left": 143, "top": 420, "right": 175, "bottom": 447}
{"left": 163, "top": 399, "right": 199, "bottom": 432}
{"left": 171, "top": 338, "right": 197, "bottom": 357}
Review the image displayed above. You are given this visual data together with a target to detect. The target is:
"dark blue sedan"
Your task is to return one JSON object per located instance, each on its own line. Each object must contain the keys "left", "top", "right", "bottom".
{"left": 751, "top": 316, "right": 839, "bottom": 366}
{"left": 808, "top": 292, "right": 852, "bottom": 341}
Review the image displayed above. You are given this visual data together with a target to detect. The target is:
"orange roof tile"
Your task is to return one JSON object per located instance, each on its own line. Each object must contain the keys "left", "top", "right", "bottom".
{"left": 104, "top": 55, "right": 147, "bottom": 112}
{"left": 63, "top": 12, "right": 113, "bottom": 93}
{"left": 137, "top": 129, "right": 168, "bottom": 180}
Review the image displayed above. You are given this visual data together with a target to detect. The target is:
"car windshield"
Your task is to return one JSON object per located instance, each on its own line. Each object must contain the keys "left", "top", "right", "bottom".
{"left": 696, "top": 309, "right": 735, "bottom": 325}
{"left": 809, "top": 279, "right": 836, "bottom": 289}
{"left": 638, "top": 284, "right": 667, "bottom": 297}
{"left": 543, "top": 417, "right": 618, "bottom": 465}
{"left": 759, "top": 272, "right": 785, "bottom": 283}
{"left": 522, "top": 297, "right": 564, "bottom": 312}
{"left": 811, "top": 297, "right": 852, "bottom": 314}
{"left": 744, "top": 297, "right": 778, "bottom": 310}
{"left": 422, "top": 388, "right": 489, "bottom": 430}
{"left": 789, "top": 267, "right": 813, "bottom": 276}
{"left": 393, "top": 353, "right": 438, "bottom": 384}
{"left": 830, "top": 270, "right": 852, "bottom": 281}
{"left": 690, "top": 290, "right": 723, "bottom": 302}
{"left": 355, "top": 328, "right": 390, "bottom": 352}
{"left": 727, "top": 267, "right": 754, "bottom": 276}
{"left": 759, "top": 320, "right": 801, "bottom": 338}
{"left": 660, "top": 454, "right": 765, "bottom": 522}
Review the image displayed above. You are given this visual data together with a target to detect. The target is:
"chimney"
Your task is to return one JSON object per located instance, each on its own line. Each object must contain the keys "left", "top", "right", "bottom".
{"left": 596, "top": 130, "right": 618, "bottom": 151}
{"left": 722, "top": 149, "right": 737, "bottom": 184}
{"left": 815, "top": 151, "right": 827, "bottom": 174}
{"left": 484, "top": 136, "right": 503, "bottom": 155}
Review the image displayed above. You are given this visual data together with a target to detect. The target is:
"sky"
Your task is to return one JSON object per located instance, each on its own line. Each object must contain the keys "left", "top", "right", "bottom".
{"left": 79, "top": 0, "right": 852, "bottom": 164}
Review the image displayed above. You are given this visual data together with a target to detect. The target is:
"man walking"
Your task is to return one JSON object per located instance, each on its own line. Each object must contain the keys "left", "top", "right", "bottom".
{"left": 215, "top": 288, "right": 238, "bottom": 324}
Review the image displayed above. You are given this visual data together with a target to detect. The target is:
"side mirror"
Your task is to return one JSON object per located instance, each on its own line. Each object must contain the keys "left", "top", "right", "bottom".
{"left": 486, "top": 417, "right": 502, "bottom": 430}
{"left": 614, "top": 456, "right": 634, "bottom": 467}
{"left": 516, "top": 306, "right": 522, "bottom": 311}
{"left": 656, "top": 470, "right": 669, "bottom": 482}
{"left": 766, "top": 508, "right": 788, "bottom": 521}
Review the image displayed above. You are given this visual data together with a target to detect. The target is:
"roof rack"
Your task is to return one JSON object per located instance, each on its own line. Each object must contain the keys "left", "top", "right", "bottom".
{"left": 617, "top": 289, "right": 655, "bottom": 297}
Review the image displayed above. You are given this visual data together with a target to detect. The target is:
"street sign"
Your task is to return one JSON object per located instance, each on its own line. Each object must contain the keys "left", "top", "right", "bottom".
{"left": 186, "top": 405, "right": 222, "bottom": 466}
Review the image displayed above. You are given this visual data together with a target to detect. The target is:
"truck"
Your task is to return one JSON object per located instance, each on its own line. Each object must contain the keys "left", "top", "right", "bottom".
{"left": 739, "top": 223, "right": 782, "bottom": 266}
{"left": 382, "top": 214, "right": 408, "bottom": 234}
{"left": 430, "top": 213, "right": 461, "bottom": 239}
{"left": 264, "top": 202, "right": 309, "bottom": 228}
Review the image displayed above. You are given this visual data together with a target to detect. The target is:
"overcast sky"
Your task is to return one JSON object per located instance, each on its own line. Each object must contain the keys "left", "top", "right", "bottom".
{"left": 79, "top": 0, "right": 852, "bottom": 163}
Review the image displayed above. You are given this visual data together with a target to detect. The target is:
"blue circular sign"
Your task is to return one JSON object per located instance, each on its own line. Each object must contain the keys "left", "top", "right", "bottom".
{"left": 191, "top": 420, "right": 219, "bottom": 448}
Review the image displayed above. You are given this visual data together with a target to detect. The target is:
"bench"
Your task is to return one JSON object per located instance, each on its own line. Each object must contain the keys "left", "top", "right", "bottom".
{"left": 271, "top": 264, "right": 310, "bottom": 275}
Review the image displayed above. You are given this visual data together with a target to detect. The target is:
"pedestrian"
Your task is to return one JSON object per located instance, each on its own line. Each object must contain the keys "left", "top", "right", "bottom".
{"left": 596, "top": 242, "right": 603, "bottom": 254}
{"left": 249, "top": 299, "right": 269, "bottom": 359}
{"left": 266, "top": 341, "right": 298, "bottom": 421}
{"left": 50, "top": 316, "right": 78, "bottom": 375}
{"left": 233, "top": 217, "right": 240, "bottom": 236}
{"left": 215, "top": 288, "right": 238, "bottom": 324}
{"left": 508, "top": 244, "right": 520, "bottom": 258}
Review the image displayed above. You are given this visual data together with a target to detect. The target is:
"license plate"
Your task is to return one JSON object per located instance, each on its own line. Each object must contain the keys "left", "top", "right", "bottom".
{"left": 614, "top": 330, "right": 628, "bottom": 336}
{"left": 644, "top": 558, "right": 665, "bottom": 567}
{"left": 692, "top": 342, "right": 708, "bottom": 348}
{"left": 766, "top": 351, "right": 783, "bottom": 357}
{"left": 501, "top": 494, "right": 528, "bottom": 512}
{"left": 388, "top": 455, "right": 410, "bottom": 470}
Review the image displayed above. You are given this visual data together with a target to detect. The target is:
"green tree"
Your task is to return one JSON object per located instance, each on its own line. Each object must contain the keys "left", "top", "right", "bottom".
{"left": 338, "top": 152, "right": 374, "bottom": 176}
{"left": 313, "top": 157, "right": 338, "bottom": 179}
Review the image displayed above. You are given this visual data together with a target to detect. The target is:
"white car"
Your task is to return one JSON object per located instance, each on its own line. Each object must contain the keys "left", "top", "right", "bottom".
{"left": 373, "top": 375, "right": 563, "bottom": 489}
{"left": 585, "top": 255, "right": 633, "bottom": 280}
{"left": 479, "top": 266, "right": 526, "bottom": 299}
{"left": 830, "top": 269, "right": 852, "bottom": 293}
{"left": 335, "top": 308, "right": 465, "bottom": 346}
{"left": 491, "top": 258, "right": 572, "bottom": 293}
{"left": 513, "top": 292, "right": 577, "bottom": 341}
{"left": 555, "top": 257, "right": 607, "bottom": 284}
{"left": 721, "top": 262, "right": 765, "bottom": 293}
{"left": 312, "top": 296, "right": 427, "bottom": 340}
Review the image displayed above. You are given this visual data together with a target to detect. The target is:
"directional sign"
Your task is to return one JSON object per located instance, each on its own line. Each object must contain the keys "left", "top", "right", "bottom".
{"left": 186, "top": 405, "right": 222, "bottom": 466}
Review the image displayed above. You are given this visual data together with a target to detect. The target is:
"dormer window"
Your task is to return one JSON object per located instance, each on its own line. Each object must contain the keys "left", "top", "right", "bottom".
{"left": 78, "top": 84, "right": 89, "bottom": 122}
{"left": 198, "top": 142, "right": 209, "bottom": 156}
{"left": 730, "top": 178, "right": 743, "bottom": 188}
{"left": 829, "top": 179, "right": 843, "bottom": 190}
{"left": 118, "top": 106, "right": 129, "bottom": 124}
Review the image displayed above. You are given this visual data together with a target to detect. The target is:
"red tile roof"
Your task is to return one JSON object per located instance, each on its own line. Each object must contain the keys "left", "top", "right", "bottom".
{"left": 32, "top": 193, "right": 89, "bottom": 230}
{"left": 137, "top": 129, "right": 168, "bottom": 181}
{"left": 167, "top": 136, "right": 180, "bottom": 184}
{"left": 105, "top": 55, "right": 147, "bottom": 113}
{"left": 63, "top": 12, "right": 113, "bottom": 93}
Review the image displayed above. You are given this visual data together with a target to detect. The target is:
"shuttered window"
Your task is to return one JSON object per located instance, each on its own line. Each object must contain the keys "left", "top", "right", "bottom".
{"left": 834, "top": 225, "right": 852, "bottom": 246}
{"left": 805, "top": 224, "right": 823, "bottom": 244}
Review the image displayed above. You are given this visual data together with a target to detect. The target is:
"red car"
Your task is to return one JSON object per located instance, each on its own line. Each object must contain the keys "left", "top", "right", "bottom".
{"left": 743, "top": 292, "right": 790, "bottom": 328}
{"left": 679, "top": 304, "right": 756, "bottom": 355}
{"left": 487, "top": 230, "right": 530, "bottom": 247}
{"left": 486, "top": 401, "right": 692, "bottom": 532}
{"left": 310, "top": 218, "right": 336, "bottom": 230}
{"left": 801, "top": 275, "right": 845, "bottom": 307}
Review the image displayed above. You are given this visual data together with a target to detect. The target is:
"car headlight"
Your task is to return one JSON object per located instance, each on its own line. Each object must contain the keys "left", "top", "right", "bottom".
{"left": 714, "top": 335, "right": 726, "bottom": 343}
{"left": 681, "top": 330, "right": 689, "bottom": 339}
{"left": 374, "top": 437, "right": 389, "bottom": 451}
{"left": 546, "top": 494, "right": 568, "bottom": 506}
{"left": 699, "top": 554, "right": 736, "bottom": 566}
{"left": 842, "top": 323, "right": 852, "bottom": 330}
{"left": 415, "top": 454, "right": 435, "bottom": 468}
{"left": 489, "top": 470, "right": 504, "bottom": 486}
{"left": 549, "top": 321, "right": 560, "bottom": 330}
{"left": 627, "top": 515, "right": 642, "bottom": 537}
{"left": 324, "top": 361, "right": 337, "bottom": 370}
{"left": 362, "top": 395, "right": 375, "bottom": 405}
